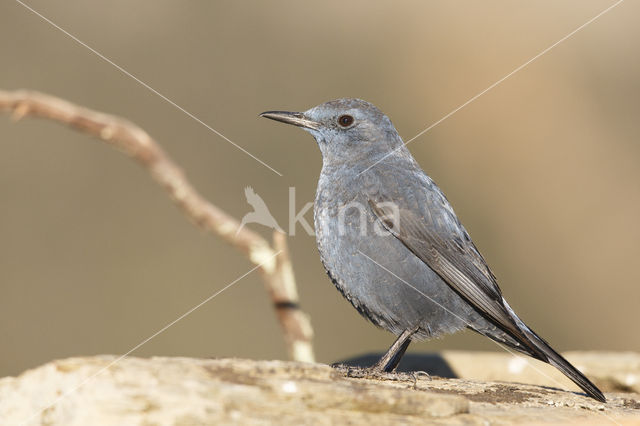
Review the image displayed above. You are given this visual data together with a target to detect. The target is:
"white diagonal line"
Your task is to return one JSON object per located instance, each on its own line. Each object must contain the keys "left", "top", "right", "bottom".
{"left": 404, "top": 0, "right": 624, "bottom": 146}
{"left": 358, "top": 0, "right": 624, "bottom": 177}
{"left": 21, "top": 252, "right": 280, "bottom": 425}
{"left": 357, "top": 250, "right": 617, "bottom": 424}
{"left": 14, "top": 0, "right": 283, "bottom": 177}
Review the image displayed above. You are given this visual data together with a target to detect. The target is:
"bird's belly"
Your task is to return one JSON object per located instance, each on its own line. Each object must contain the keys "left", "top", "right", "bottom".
{"left": 314, "top": 200, "right": 477, "bottom": 339}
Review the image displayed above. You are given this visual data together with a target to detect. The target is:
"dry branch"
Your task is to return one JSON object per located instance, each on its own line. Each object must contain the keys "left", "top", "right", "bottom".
{"left": 0, "top": 89, "right": 314, "bottom": 363}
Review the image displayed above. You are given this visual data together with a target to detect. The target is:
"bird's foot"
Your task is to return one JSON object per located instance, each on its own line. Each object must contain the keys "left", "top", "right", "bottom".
{"left": 331, "top": 363, "right": 417, "bottom": 383}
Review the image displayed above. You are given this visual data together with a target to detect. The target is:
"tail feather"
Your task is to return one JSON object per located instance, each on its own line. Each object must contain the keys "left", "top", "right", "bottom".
{"left": 502, "top": 300, "right": 605, "bottom": 402}
{"left": 473, "top": 322, "right": 605, "bottom": 402}
{"left": 473, "top": 299, "right": 606, "bottom": 402}
{"left": 521, "top": 326, "right": 606, "bottom": 402}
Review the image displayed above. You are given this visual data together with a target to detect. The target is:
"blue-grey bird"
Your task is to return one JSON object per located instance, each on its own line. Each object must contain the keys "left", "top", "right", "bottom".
{"left": 260, "top": 98, "right": 605, "bottom": 402}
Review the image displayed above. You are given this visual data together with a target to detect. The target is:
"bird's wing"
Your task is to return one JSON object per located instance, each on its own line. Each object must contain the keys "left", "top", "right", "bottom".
{"left": 367, "top": 192, "right": 526, "bottom": 342}
{"left": 368, "top": 190, "right": 607, "bottom": 402}
{"left": 245, "top": 186, "right": 264, "bottom": 209}
{"left": 245, "top": 186, "right": 256, "bottom": 200}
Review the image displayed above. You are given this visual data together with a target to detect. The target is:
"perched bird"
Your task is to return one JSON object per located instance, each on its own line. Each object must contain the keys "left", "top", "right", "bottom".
{"left": 260, "top": 98, "right": 605, "bottom": 402}
{"left": 238, "top": 186, "right": 283, "bottom": 234}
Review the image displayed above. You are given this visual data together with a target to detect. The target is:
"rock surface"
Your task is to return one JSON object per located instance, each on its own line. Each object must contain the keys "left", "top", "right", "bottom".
{"left": 345, "top": 350, "right": 640, "bottom": 395}
{"left": 0, "top": 353, "right": 638, "bottom": 425}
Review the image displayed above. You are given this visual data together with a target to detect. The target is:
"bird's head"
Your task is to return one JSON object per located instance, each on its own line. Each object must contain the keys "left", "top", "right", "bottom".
{"left": 261, "top": 98, "right": 407, "bottom": 166}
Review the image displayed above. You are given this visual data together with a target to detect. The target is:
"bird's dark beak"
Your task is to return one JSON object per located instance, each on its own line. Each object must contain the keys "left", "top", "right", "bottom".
{"left": 260, "top": 111, "right": 320, "bottom": 130}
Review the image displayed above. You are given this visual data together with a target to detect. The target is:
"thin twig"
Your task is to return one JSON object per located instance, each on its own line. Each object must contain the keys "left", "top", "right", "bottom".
{"left": 0, "top": 89, "right": 314, "bottom": 363}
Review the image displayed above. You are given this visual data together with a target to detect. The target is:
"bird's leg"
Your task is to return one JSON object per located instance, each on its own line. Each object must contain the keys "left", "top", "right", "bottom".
{"left": 371, "top": 328, "right": 417, "bottom": 372}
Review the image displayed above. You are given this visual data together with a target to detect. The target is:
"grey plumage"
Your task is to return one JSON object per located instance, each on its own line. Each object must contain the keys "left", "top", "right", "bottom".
{"left": 260, "top": 98, "right": 605, "bottom": 402}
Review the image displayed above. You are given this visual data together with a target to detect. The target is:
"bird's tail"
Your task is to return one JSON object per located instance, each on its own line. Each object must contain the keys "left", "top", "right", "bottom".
{"left": 477, "top": 301, "right": 606, "bottom": 402}
{"left": 518, "top": 324, "right": 606, "bottom": 402}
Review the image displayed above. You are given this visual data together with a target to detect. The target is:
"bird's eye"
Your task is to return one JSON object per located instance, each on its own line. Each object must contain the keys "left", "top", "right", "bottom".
{"left": 337, "top": 115, "right": 354, "bottom": 127}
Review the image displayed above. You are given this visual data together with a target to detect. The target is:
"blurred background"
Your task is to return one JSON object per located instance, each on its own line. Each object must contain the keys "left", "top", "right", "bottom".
{"left": 0, "top": 0, "right": 638, "bottom": 380}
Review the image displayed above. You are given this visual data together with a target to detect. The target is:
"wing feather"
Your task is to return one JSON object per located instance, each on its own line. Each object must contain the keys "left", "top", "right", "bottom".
{"left": 368, "top": 195, "right": 533, "bottom": 345}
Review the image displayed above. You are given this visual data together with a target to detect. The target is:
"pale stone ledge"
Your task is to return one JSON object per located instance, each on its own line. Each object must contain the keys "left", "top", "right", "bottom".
{"left": 0, "top": 353, "right": 638, "bottom": 425}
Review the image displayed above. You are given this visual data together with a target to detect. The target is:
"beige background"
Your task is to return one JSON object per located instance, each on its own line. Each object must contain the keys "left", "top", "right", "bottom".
{"left": 0, "top": 1, "right": 638, "bottom": 378}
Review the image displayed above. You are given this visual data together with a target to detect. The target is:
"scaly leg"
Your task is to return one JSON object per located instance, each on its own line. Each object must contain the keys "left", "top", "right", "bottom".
{"left": 371, "top": 328, "right": 417, "bottom": 372}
